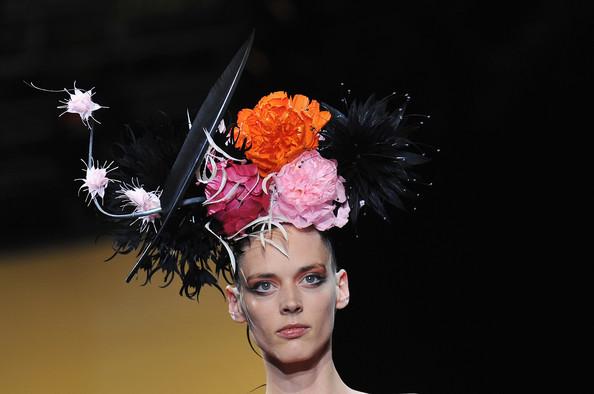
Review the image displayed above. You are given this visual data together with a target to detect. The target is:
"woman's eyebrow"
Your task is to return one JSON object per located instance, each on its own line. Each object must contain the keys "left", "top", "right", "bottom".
{"left": 246, "top": 273, "right": 277, "bottom": 281}
{"left": 246, "top": 263, "right": 327, "bottom": 282}
{"left": 296, "top": 263, "right": 327, "bottom": 275}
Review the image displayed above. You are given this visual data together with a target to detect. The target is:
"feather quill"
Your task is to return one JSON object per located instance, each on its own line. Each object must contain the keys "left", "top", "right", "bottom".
{"left": 125, "top": 31, "right": 255, "bottom": 282}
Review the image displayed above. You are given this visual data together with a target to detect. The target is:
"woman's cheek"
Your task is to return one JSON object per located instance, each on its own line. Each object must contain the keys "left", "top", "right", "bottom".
{"left": 245, "top": 295, "right": 275, "bottom": 331}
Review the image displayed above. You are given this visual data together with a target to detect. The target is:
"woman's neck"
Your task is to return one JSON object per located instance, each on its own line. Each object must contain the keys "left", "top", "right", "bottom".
{"left": 263, "top": 348, "right": 355, "bottom": 394}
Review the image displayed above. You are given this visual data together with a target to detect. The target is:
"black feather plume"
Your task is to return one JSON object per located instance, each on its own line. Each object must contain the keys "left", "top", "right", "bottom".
{"left": 125, "top": 30, "right": 254, "bottom": 282}
{"left": 319, "top": 93, "right": 430, "bottom": 225}
{"left": 103, "top": 114, "right": 233, "bottom": 301}
{"left": 159, "top": 31, "right": 254, "bottom": 215}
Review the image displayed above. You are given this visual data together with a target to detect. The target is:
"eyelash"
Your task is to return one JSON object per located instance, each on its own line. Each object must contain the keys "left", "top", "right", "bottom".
{"left": 249, "top": 274, "right": 326, "bottom": 295}
{"left": 304, "top": 274, "right": 325, "bottom": 285}
{"left": 251, "top": 282, "right": 273, "bottom": 293}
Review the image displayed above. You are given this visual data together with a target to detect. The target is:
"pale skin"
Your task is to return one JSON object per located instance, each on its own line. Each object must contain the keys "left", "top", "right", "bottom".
{"left": 225, "top": 225, "right": 368, "bottom": 394}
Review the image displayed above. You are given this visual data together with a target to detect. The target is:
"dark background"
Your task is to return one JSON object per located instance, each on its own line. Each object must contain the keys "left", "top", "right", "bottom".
{"left": 1, "top": 0, "right": 585, "bottom": 392}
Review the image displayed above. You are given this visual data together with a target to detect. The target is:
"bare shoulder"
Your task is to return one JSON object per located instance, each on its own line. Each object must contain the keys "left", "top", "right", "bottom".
{"left": 349, "top": 389, "right": 368, "bottom": 394}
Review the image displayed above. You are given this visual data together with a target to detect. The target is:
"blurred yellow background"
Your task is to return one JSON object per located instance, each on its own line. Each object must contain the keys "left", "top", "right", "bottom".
{"left": 0, "top": 240, "right": 265, "bottom": 394}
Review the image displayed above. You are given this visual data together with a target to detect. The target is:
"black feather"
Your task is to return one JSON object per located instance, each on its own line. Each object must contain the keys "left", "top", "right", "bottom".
{"left": 319, "top": 93, "right": 430, "bottom": 226}
{"left": 159, "top": 31, "right": 254, "bottom": 214}
{"left": 102, "top": 114, "right": 234, "bottom": 301}
{"left": 100, "top": 28, "right": 255, "bottom": 292}
{"left": 125, "top": 31, "right": 254, "bottom": 283}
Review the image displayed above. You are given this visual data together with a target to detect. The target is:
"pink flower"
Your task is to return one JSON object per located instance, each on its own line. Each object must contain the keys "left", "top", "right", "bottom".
{"left": 118, "top": 186, "right": 161, "bottom": 232}
{"left": 58, "top": 84, "right": 106, "bottom": 128}
{"left": 272, "top": 150, "right": 350, "bottom": 231}
{"left": 203, "top": 161, "right": 270, "bottom": 236}
{"left": 76, "top": 161, "right": 115, "bottom": 203}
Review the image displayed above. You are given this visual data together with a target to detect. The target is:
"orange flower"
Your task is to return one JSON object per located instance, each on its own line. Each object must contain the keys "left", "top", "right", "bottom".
{"left": 233, "top": 91, "right": 331, "bottom": 176}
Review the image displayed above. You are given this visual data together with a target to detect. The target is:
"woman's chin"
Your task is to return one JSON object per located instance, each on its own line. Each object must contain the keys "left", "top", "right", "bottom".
{"left": 266, "top": 338, "right": 330, "bottom": 367}
{"left": 268, "top": 343, "right": 309, "bottom": 362}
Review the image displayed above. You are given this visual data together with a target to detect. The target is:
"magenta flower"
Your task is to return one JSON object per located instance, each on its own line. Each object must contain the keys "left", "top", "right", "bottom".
{"left": 76, "top": 161, "right": 116, "bottom": 204}
{"left": 58, "top": 83, "right": 106, "bottom": 128}
{"left": 272, "top": 150, "right": 350, "bottom": 231}
{"left": 118, "top": 186, "right": 162, "bottom": 232}
{"left": 203, "top": 160, "right": 270, "bottom": 236}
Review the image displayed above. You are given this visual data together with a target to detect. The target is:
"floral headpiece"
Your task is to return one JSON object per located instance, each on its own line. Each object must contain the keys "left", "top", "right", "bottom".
{"left": 29, "top": 32, "right": 431, "bottom": 301}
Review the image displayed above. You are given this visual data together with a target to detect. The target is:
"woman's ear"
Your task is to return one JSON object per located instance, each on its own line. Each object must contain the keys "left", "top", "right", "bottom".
{"left": 334, "top": 269, "right": 350, "bottom": 310}
{"left": 225, "top": 285, "right": 247, "bottom": 323}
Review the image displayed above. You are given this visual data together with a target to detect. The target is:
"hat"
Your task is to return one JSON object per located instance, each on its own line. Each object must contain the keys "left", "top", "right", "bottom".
{"left": 29, "top": 30, "right": 432, "bottom": 301}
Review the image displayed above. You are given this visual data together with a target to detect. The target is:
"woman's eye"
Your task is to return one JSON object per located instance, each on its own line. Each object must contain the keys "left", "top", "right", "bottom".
{"left": 303, "top": 274, "right": 324, "bottom": 285}
{"left": 252, "top": 281, "right": 273, "bottom": 293}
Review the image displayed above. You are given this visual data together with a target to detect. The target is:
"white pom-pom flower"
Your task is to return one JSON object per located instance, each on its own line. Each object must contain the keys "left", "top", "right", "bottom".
{"left": 76, "top": 160, "right": 116, "bottom": 204}
{"left": 118, "top": 183, "right": 162, "bottom": 232}
{"left": 25, "top": 81, "right": 107, "bottom": 128}
{"left": 57, "top": 83, "right": 106, "bottom": 128}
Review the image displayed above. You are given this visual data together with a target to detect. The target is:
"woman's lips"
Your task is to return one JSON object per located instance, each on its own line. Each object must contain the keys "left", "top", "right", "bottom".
{"left": 276, "top": 326, "right": 310, "bottom": 339}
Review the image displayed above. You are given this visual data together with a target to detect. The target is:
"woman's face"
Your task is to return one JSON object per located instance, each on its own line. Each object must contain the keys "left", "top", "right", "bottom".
{"left": 226, "top": 225, "right": 350, "bottom": 366}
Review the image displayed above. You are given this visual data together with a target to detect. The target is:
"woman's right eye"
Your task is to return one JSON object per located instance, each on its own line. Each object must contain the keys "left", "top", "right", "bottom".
{"left": 251, "top": 281, "right": 274, "bottom": 294}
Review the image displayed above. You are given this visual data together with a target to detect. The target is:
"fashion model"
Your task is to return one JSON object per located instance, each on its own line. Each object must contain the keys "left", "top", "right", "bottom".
{"left": 31, "top": 31, "right": 431, "bottom": 394}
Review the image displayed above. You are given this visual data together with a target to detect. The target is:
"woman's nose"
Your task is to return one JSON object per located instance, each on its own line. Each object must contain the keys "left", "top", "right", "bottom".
{"left": 280, "top": 286, "right": 303, "bottom": 315}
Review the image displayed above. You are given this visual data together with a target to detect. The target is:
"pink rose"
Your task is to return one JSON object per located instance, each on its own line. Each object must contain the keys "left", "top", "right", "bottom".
{"left": 203, "top": 161, "right": 270, "bottom": 236}
{"left": 272, "top": 150, "right": 350, "bottom": 231}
